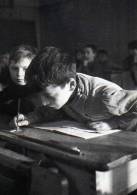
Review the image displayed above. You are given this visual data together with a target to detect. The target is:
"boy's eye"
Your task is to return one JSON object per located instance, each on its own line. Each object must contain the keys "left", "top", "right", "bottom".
{"left": 23, "top": 67, "right": 27, "bottom": 71}
{"left": 12, "top": 67, "right": 19, "bottom": 71}
{"left": 46, "top": 94, "right": 54, "bottom": 100}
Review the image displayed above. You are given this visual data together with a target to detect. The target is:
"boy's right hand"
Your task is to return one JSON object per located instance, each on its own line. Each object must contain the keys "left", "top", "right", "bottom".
{"left": 9, "top": 114, "right": 30, "bottom": 128}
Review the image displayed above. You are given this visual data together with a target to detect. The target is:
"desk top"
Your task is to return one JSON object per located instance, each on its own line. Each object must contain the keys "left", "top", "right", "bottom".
{"left": 0, "top": 120, "right": 137, "bottom": 171}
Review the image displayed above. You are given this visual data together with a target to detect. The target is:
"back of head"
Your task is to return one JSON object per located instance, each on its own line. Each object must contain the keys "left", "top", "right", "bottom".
{"left": 97, "top": 49, "right": 109, "bottom": 63}
{"left": 26, "top": 46, "right": 76, "bottom": 89}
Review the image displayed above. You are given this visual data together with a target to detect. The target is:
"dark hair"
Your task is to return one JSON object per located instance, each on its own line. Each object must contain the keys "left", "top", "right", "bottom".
{"left": 128, "top": 40, "right": 137, "bottom": 50}
{"left": 26, "top": 46, "right": 76, "bottom": 89}
{"left": 75, "top": 48, "right": 83, "bottom": 55}
{"left": 84, "top": 44, "right": 97, "bottom": 53}
{"left": 9, "top": 44, "right": 38, "bottom": 64}
{"left": 97, "top": 49, "right": 108, "bottom": 55}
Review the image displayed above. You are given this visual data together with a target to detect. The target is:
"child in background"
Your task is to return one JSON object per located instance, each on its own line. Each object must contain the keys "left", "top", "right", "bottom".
{"left": 82, "top": 44, "right": 98, "bottom": 75}
{"left": 95, "top": 49, "right": 122, "bottom": 81}
{"left": 122, "top": 40, "right": 137, "bottom": 89}
{"left": 74, "top": 48, "right": 84, "bottom": 72}
{"left": 0, "top": 44, "right": 38, "bottom": 117}
{"left": 0, "top": 53, "right": 10, "bottom": 91}
{"left": 11, "top": 47, "right": 137, "bottom": 132}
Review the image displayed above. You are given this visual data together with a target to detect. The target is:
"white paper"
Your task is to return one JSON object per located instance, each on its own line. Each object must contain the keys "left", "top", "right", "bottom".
{"left": 33, "top": 120, "right": 120, "bottom": 139}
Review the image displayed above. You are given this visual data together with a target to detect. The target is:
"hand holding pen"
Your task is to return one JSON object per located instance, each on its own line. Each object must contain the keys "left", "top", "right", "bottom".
{"left": 14, "top": 114, "right": 30, "bottom": 128}
{"left": 9, "top": 98, "right": 30, "bottom": 129}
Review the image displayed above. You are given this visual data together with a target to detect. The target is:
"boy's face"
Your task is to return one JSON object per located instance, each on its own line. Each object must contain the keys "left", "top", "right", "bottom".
{"left": 9, "top": 57, "right": 31, "bottom": 85}
{"left": 84, "top": 47, "right": 96, "bottom": 62}
{"left": 39, "top": 80, "right": 76, "bottom": 109}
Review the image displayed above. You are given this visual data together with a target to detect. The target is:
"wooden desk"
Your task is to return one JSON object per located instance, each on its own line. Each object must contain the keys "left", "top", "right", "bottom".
{"left": 0, "top": 122, "right": 137, "bottom": 195}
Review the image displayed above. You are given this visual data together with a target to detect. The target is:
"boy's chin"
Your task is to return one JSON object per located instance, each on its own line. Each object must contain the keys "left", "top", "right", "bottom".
{"left": 16, "top": 80, "right": 26, "bottom": 86}
{"left": 48, "top": 105, "right": 63, "bottom": 110}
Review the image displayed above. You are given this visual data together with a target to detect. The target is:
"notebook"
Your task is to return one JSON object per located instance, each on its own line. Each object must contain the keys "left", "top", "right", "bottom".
{"left": 33, "top": 120, "right": 120, "bottom": 139}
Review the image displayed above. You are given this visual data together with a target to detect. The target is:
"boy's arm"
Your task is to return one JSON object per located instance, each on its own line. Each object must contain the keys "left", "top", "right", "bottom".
{"left": 10, "top": 106, "right": 66, "bottom": 127}
{"left": 27, "top": 106, "right": 65, "bottom": 124}
{"left": 96, "top": 85, "right": 137, "bottom": 116}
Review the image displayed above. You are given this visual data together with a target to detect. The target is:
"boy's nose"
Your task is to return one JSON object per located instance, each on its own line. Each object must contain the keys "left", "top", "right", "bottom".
{"left": 84, "top": 53, "right": 88, "bottom": 58}
{"left": 17, "top": 69, "right": 24, "bottom": 77}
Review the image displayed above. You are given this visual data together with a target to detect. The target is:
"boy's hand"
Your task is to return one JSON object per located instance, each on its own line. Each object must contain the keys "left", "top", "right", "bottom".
{"left": 9, "top": 114, "right": 30, "bottom": 128}
{"left": 87, "top": 121, "right": 113, "bottom": 132}
{"left": 126, "top": 118, "right": 137, "bottom": 131}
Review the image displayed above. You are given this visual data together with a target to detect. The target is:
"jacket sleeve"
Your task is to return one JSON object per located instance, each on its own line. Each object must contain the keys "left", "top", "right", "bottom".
{"left": 100, "top": 88, "right": 137, "bottom": 115}
{"left": 26, "top": 106, "right": 67, "bottom": 124}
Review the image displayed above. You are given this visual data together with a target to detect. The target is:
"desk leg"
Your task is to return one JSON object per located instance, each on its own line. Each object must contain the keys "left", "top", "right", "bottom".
{"left": 55, "top": 162, "right": 97, "bottom": 195}
{"left": 96, "top": 159, "right": 137, "bottom": 195}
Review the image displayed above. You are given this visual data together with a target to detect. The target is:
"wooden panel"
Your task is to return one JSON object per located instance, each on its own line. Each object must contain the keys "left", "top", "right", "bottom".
{"left": 0, "top": 19, "right": 37, "bottom": 54}
{"left": 39, "top": 0, "right": 131, "bottom": 62}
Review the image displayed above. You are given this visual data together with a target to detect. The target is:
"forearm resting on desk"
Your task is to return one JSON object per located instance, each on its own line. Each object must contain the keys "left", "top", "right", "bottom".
{"left": 87, "top": 118, "right": 120, "bottom": 131}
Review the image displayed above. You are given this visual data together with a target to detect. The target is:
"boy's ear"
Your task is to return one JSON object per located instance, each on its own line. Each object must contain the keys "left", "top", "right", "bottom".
{"left": 69, "top": 78, "right": 76, "bottom": 91}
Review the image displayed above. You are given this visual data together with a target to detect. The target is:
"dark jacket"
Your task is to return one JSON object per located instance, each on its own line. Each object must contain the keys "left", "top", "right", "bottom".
{"left": 27, "top": 73, "right": 137, "bottom": 125}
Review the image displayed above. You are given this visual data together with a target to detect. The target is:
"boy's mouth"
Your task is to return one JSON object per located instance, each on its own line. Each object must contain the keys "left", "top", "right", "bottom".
{"left": 47, "top": 104, "right": 60, "bottom": 110}
{"left": 17, "top": 79, "right": 24, "bottom": 82}
{"left": 16, "top": 79, "right": 26, "bottom": 85}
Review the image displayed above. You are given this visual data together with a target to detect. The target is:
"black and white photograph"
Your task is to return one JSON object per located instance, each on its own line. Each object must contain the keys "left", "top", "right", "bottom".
{"left": 0, "top": 0, "right": 137, "bottom": 194}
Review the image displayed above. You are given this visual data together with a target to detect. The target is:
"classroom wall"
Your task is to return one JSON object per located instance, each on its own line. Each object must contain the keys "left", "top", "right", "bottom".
{"left": 0, "top": 0, "right": 40, "bottom": 53}
{"left": 0, "top": 0, "right": 137, "bottom": 62}
{"left": 39, "top": 0, "right": 137, "bottom": 63}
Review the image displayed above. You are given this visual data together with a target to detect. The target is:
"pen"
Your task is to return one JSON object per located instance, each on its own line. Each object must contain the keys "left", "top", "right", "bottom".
{"left": 17, "top": 98, "right": 21, "bottom": 131}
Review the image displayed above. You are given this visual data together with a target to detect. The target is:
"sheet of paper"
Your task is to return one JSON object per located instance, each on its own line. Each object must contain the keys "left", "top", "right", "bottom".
{"left": 33, "top": 120, "right": 120, "bottom": 139}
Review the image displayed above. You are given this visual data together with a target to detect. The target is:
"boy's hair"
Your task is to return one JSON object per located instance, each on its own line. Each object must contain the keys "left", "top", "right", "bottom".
{"left": 84, "top": 44, "right": 97, "bottom": 54}
{"left": 75, "top": 48, "right": 83, "bottom": 55}
{"left": 97, "top": 49, "right": 108, "bottom": 56}
{"left": 26, "top": 46, "right": 76, "bottom": 89}
{"left": 9, "top": 44, "right": 38, "bottom": 64}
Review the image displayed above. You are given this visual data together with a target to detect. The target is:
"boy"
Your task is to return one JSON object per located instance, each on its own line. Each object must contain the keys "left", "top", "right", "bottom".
{"left": 82, "top": 44, "right": 98, "bottom": 75}
{"left": 12, "top": 47, "right": 137, "bottom": 131}
{"left": 96, "top": 49, "right": 122, "bottom": 81}
{"left": 122, "top": 40, "right": 137, "bottom": 89}
{"left": 0, "top": 45, "right": 38, "bottom": 116}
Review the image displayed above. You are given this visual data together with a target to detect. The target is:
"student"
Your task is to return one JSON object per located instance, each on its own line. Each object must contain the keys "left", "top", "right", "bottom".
{"left": 0, "top": 44, "right": 38, "bottom": 117}
{"left": 82, "top": 44, "right": 98, "bottom": 75}
{"left": 0, "top": 53, "right": 10, "bottom": 91}
{"left": 95, "top": 49, "right": 122, "bottom": 81}
{"left": 11, "top": 47, "right": 137, "bottom": 132}
{"left": 122, "top": 40, "right": 137, "bottom": 89}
